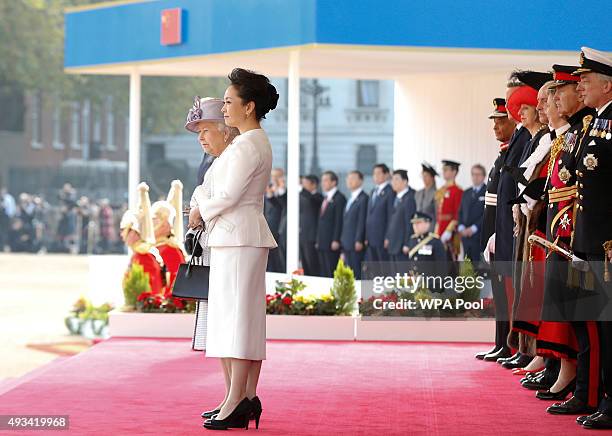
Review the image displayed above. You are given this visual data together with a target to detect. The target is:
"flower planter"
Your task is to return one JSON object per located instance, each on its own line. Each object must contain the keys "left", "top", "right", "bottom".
{"left": 108, "top": 310, "right": 196, "bottom": 338}
{"left": 355, "top": 317, "right": 495, "bottom": 342}
{"left": 266, "top": 315, "right": 355, "bottom": 340}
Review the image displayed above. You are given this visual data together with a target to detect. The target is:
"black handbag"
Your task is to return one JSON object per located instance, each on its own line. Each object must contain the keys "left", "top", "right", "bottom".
{"left": 171, "top": 229, "right": 210, "bottom": 300}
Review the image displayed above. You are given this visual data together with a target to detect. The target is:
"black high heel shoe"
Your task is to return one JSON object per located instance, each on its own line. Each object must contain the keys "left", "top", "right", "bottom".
{"left": 201, "top": 408, "right": 221, "bottom": 419}
{"left": 249, "top": 396, "right": 263, "bottom": 429}
{"left": 203, "top": 398, "right": 252, "bottom": 430}
{"left": 536, "top": 378, "right": 576, "bottom": 401}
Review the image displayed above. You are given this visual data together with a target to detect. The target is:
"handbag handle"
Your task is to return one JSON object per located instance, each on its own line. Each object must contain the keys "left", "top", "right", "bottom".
{"left": 185, "top": 217, "right": 218, "bottom": 277}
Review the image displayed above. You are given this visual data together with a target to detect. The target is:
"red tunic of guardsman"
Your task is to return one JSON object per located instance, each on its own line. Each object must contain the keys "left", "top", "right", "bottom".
{"left": 130, "top": 246, "right": 165, "bottom": 294}
{"left": 435, "top": 182, "right": 463, "bottom": 236}
{"left": 152, "top": 179, "right": 186, "bottom": 290}
{"left": 120, "top": 182, "right": 166, "bottom": 295}
{"left": 434, "top": 160, "right": 463, "bottom": 261}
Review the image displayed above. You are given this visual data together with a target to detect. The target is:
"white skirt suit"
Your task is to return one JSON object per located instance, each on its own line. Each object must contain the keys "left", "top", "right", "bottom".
{"left": 193, "top": 129, "right": 277, "bottom": 360}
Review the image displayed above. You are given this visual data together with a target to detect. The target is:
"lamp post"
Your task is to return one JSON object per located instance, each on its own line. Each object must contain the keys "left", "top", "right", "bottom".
{"left": 300, "top": 79, "right": 328, "bottom": 176}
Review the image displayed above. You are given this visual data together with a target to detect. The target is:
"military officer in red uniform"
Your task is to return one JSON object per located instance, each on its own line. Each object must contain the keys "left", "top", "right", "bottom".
{"left": 120, "top": 182, "right": 166, "bottom": 295}
{"left": 152, "top": 179, "right": 186, "bottom": 290}
{"left": 435, "top": 160, "right": 463, "bottom": 259}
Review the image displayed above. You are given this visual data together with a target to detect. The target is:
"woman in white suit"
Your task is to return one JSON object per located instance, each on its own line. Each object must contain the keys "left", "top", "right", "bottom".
{"left": 194, "top": 68, "right": 279, "bottom": 431}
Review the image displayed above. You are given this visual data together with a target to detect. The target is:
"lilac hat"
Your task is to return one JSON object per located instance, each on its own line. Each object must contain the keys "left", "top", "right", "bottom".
{"left": 184, "top": 96, "right": 225, "bottom": 133}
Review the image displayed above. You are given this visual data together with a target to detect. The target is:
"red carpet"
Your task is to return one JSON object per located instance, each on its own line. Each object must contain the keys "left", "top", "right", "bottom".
{"left": 0, "top": 338, "right": 591, "bottom": 435}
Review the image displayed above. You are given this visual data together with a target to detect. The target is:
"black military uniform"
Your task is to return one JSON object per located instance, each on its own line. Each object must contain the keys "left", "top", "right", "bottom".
{"left": 478, "top": 98, "right": 512, "bottom": 361}
{"left": 406, "top": 213, "right": 446, "bottom": 259}
{"left": 570, "top": 48, "right": 612, "bottom": 430}
{"left": 540, "top": 64, "right": 600, "bottom": 416}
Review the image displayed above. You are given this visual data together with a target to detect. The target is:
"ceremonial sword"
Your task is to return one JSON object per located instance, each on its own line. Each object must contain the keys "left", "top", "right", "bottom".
{"left": 527, "top": 234, "right": 590, "bottom": 272}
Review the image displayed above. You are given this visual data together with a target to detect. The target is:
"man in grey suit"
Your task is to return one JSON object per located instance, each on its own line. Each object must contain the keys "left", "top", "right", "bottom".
{"left": 340, "top": 171, "right": 369, "bottom": 279}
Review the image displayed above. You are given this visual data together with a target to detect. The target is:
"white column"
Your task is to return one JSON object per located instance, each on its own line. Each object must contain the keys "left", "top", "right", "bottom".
{"left": 285, "top": 50, "right": 301, "bottom": 274}
{"left": 128, "top": 70, "right": 141, "bottom": 210}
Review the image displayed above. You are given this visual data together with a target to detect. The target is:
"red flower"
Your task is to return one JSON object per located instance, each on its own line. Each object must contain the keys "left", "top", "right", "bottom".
{"left": 266, "top": 294, "right": 275, "bottom": 304}
{"left": 137, "top": 292, "right": 152, "bottom": 302}
{"left": 282, "top": 296, "right": 293, "bottom": 306}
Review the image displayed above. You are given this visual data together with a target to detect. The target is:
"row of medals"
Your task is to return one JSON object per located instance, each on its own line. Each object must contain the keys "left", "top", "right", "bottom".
{"left": 590, "top": 118, "right": 611, "bottom": 140}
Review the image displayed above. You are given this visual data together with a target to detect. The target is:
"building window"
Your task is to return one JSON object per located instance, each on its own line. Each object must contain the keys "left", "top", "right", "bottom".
{"left": 105, "top": 96, "right": 115, "bottom": 150}
{"left": 356, "top": 80, "right": 379, "bottom": 107}
{"left": 356, "top": 144, "right": 377, "bottom": 174}
{"left": 124, "top": 116, "right": 130, "bottom": 150}
{"left": 52, "top": 96, "right": 64, "bottom": 150}
{"left": 70, "top": 101, "right": 81, "bottom": 149}
{"left": 31, "top": 92, "right": 43, "bottom": 148}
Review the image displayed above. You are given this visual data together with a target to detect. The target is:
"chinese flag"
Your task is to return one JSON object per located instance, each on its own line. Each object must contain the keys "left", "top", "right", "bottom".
{"left": 161, "top": 8, "right": 182, "bottom": 46}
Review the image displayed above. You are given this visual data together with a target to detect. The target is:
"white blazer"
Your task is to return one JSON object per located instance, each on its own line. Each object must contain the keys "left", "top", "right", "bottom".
{"left": 193, "top": 129, "right": 278, "bottom": 248}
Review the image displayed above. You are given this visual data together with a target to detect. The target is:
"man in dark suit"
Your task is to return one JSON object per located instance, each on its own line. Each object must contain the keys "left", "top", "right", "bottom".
{"left": 340, "top": 171, "right": 369, "bottom": 279}
{"left": 384, "top": 170, "right": 416, "bottom": 262}
{"left": 197, "top": 153, "right": 216, "bottom": 185}
{"left": 299, "top": 175, "right": 323, "bottom": 276}
{"left": 365, "top": 163, "right": 395, "bottom": 262}
{"left": 458, "top": 164, "right": 486, "bottom": 263}
{"left": 316, "top": 171, "right": 347, "bottom": 277}
{"left": 265, "top": 168, "right": 287, "bottom": 273}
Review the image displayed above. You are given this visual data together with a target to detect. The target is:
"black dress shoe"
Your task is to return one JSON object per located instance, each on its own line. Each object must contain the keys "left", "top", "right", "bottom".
{"left": 497, "top": 351, "right": 520, "bottom": 364}
{"left": 547, "top": 396, "right": 598, "bottom": 415}
{"left": 535, "top": 379, "right": 575, "bottom": 400}
{"left": 475, "top": 346, "right": 500, "bottom": 360}
{"left": 577, "top": 412, "right": 602, "bottom": 425}
{"left": 520, "top": 369, "right": 545, "bottom": 384}
{"left": 249, "top": 396, "right": 263, "bottom": 429}
{"left": 201, "top": 408, "right": 221, "bottom": 419}
{"left": 483, "top": 348, "right": 512, "bottom": 362}
{"left": 582, "top": 412, "right": 612, "bottom": 429}
{"left": 522, "top": 374, "right": 552, "bottom": 391}
{"left": 203, "top": 398, "right": 252, "bottom": 430}
{"left": 501, "top": 354, "right": 533, "bottom": 369}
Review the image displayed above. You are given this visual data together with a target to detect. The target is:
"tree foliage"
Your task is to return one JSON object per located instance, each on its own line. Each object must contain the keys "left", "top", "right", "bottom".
{"left": 0, "top": 0, "right": 228, "bottom": 134}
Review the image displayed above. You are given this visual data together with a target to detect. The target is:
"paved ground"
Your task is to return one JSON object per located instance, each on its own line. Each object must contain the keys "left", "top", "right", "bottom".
{"left": 0, "top": 254, "right": 93, "bottom": 382}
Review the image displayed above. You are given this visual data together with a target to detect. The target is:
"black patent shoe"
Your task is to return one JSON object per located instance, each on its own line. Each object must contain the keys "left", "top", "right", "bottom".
{"left": 536, "top": 379, "right": 575, "bottom": 401}
{"left": 496, "top": 351, "right": 519, "bottom": 364}
{"left": 483, "top": 347, "right": 511, "bottom": 362}
{"left": 501, "top": 354, "right": 533, "bottom": 369}
{"left": 581, "top": 412, "right": 612, "bottom": 429}
{"left": 250, "top": 396, "right": 263, "bottom": 429}
{"left": 203, "top": 398, "right": 252, "bottom": 430}
{"left": 577, "top": 412, "right": 602, "bottom": 425}
{"left": 475, "top": 346, "right": 499, "bottom": 360}
{"left": 201, "top": 408, "right": 221, "bottom": 419}
{"left": 547, "top": 396, "right": 598, "bottom": 415}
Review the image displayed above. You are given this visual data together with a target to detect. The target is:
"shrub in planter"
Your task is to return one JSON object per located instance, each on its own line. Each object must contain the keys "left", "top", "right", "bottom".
{"left": 123, "top": 263, "right": 151, "bottom": 309}
{"left": 331, "top": 258, "right": 357, "bottom": 315}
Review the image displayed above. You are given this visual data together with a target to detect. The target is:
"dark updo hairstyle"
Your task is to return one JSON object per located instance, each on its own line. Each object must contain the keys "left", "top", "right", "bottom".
{"left": 228, "top": 68, "right": 279, "bottom": 121}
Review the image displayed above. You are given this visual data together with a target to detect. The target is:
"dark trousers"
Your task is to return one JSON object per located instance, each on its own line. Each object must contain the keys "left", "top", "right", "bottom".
{"left": 571, "top": 320, "right": 601, "bottom": 408}
{"left": 299, "top": 240, "right": 320, "bottom": 276}
{"left": 542, "top": 357, "right": 561, "bottom": 385}
{"left": 599, "top": 321, "right": 612, "bottom": 414}
{"left": 462, "top": 236, "right": 481, "bottom": 263}
{"left": 318, "top": 250, "right": 340, "bottom": 278}
{"left": 490, "top": 256, "right": 511, "bottom": 349}
{"left": 343, "top": 249, "right": 365, "bottom": 280}
{"left": 266, "top": 246, "right": 285, "bottom": 273}
{"left": 366, "top": 245, "right": 390, "bottom": 262}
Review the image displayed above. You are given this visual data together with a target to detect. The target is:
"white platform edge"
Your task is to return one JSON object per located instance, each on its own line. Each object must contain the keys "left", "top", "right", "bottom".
{"left": 108, "top": 311, "right": 494, "bottom": 343}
